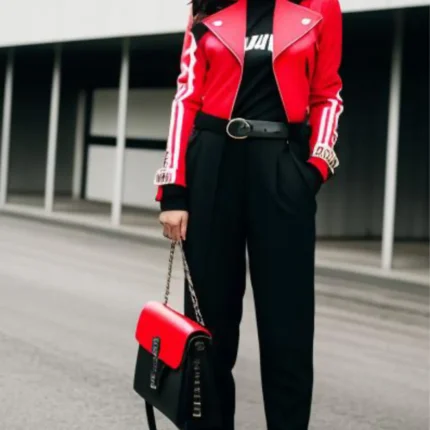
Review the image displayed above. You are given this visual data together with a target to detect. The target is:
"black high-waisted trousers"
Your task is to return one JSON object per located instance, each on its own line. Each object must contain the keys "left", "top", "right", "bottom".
{"left": 183, "top": 121, "right": 318, "bottom": 430}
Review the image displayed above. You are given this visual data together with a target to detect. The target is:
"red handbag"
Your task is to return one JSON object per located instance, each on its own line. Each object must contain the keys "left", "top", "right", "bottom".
{"left": 133, "top": 241, "right": 221, "bottom": 430}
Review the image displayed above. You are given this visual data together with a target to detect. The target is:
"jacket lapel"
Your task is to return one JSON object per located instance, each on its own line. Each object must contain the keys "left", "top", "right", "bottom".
{"left": 202, "top": 0, "right": 247, "bottom": 66}
{"left": 201, "top": 0, "right": 322, "bottom": 65}
{"left": 273, "top": 0, "right": 322, "bottom": 61}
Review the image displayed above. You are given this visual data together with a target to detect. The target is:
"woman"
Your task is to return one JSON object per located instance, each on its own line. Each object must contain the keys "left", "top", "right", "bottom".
{"left": 155, "top": 0, "right": 343, "bottom": 428}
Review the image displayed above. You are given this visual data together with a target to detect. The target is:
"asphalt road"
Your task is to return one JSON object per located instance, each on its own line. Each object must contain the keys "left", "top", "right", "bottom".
{"left": 0, "top": 216, "right": 428, "bottom": 430}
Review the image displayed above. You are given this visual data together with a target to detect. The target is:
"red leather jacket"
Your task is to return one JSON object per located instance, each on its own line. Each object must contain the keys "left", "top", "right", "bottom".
{"left": 155, "top": 0, "right": 343, "bottom": 201}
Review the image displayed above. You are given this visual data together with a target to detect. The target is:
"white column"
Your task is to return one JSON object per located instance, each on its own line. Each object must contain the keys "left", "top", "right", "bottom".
{"left": 0, "top": 49, "right": 14, "bottom": 207}
{"left": 72, "top": 90, "right": 87, "bottom": 199}
{"left": 111, "top": 38, "right": 130, "bottom": 226}
{"left": 381, "top": 11, "right": 404, "bottom": 271}
{"left": 44, "top": 44, "right": 62, "bottom": 213}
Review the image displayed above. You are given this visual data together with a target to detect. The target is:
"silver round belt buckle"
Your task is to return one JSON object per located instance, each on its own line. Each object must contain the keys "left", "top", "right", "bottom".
{"left": 226, "top": 118, "right": 251, "bottom": 140}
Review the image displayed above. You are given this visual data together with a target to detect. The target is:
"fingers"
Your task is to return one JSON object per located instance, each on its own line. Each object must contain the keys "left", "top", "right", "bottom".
{"left": 170, "top": 224, "right": 182, "bottom": 242}
{"left": 160, "top": 212, "right": 187, "bottom": 242}
{"left": 164, "top": 219, "right": 180, "bottom": 241}
{"left": 163, "top": 223, "right": 179, "bottom": 241}
{"left": 163, "top": 223, "right": 172, "bottom": 240}
{"left": 180, "top": 213, "right": 188, "bottom": 241}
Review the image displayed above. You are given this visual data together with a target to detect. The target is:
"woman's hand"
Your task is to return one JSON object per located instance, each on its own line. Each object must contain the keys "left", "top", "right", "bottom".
{"left": 159, "top": 211, "right": 189, "bottom": 241}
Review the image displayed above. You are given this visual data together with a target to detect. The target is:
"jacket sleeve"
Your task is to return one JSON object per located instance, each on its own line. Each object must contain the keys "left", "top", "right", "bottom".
{"left": 307, "top": 0, "right": 343, "bottom": 181}
{"left": 154, "top": 15, "right": 207, "bottom": 202}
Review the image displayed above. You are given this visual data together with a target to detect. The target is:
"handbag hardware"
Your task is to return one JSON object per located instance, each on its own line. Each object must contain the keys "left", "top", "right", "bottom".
{"left": 150, "top": 337, "right": 161, "bottom": 390}
{"left": 164, "top": 240, "right": 205, "bottom": 326}
{"left": 165, "top": 241, "right": 206, "bottom": 420}
{"left": 134, "top": 241, "right": 221, "bottom": 430}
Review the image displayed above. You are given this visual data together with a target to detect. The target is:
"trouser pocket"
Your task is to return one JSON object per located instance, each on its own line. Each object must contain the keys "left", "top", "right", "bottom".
{"left": 276, "top": 143, "right": 317, "bottom": 215}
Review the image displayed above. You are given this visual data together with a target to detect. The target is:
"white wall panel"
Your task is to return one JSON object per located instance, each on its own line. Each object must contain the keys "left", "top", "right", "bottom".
{"left": 86, "top": 88, "right": 174, "bottom": 208}
{"left": 91, "top": 88, "right": 175, "bottom": 139}
{"left": 85, "top": 145, "right": 163, "bottom": 209}
{"left": 0, "top": 0, "right": 428, "bottom": 48}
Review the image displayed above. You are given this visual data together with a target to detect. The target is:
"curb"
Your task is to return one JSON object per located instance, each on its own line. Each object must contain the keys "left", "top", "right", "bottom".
{"left": 1, "top": 207, "right": 428, "bottom": 291}
{"left": 315, "top": 264, "right": 428, "bottom": 294}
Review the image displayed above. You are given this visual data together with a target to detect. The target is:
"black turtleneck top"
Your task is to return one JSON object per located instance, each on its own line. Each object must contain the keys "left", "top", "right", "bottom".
{"left": 232, "top": 0, "right": 286, "bottom": 122}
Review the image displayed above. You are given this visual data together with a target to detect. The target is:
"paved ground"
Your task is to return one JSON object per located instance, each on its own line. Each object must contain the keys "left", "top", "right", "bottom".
{"left": 4, "top": 196, "right": 429, "bottom": 285}
{"left": 0, "top": 216, "right": 428, "bottom": 430}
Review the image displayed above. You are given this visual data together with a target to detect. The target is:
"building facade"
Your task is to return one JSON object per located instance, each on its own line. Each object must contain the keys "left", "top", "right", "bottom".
{"left": 0, "top": 0, "right": 428, "bottom": 271}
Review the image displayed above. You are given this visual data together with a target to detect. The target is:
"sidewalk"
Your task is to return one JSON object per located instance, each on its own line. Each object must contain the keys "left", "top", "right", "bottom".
{"left": 315, "top": 241, "right": 428, "bottom": 288}
{"left": 2, "top": 195, "right": 429, "bottom": 288}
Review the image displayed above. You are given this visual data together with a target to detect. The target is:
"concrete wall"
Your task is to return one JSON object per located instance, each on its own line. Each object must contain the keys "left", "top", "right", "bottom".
{"left": 82, "top": 8, "right": 429, "bottom": 238}
{"left": 0, "top": 0, "right": 428, "bottom": 48}
{"left": 0, "top": 0, "right": 189, "bottom": 48}
{"left": 315, "top": 7, "right": 429, "bottom": 239}
{"left": 341, "top": 0, "right": 430, "bottom": 11}
{"left": 395, "top": 6, "right": 429, "bottom": 238}
{"left": 7, "top": 48, "right": 78, "bottom": 195}
{"left": 1, "top": 8, "right": 428, "bottom": 239}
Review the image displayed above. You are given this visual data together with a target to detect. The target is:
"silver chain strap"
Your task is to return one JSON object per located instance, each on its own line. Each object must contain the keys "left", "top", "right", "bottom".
{"left": 163, "top": 241, "right": 205, "bottom": 327}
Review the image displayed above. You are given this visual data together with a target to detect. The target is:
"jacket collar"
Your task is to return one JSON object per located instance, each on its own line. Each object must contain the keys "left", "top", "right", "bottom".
{"left": 202, "top": 0, "right": 247, "bottom": 65}
{"left": 202, "top": 0, "right": 322, "bottom": 64}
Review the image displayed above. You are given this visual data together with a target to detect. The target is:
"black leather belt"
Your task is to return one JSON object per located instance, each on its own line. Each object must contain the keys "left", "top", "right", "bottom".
{"left": 225, "top": 117, "right": 289, "bottom": 139}
{"left": 194, "top": 112, "right": 310, "bottom": 141}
